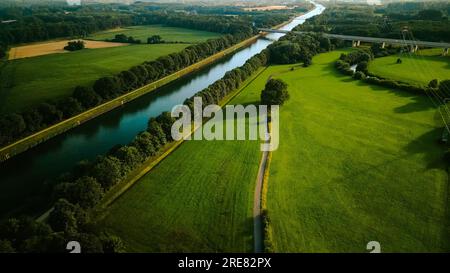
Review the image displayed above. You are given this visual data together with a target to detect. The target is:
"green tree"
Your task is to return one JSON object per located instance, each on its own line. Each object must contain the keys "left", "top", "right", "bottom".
{"left": 148, "top": 118, "right": 167, "bottom": 145}
{"left": 64, "top": 40, "right": 85, "bottom": 51}
{"left": 261, "top": 79, "right": 290, "bottom": 106}
{"left": 48, "top": 199, "right": 79, "bottom": 233}
{"left": 70, "top": 176, "right": 104, "bottom": 209}
{"left": 93, "top": 77, "right": 122, "bottom": 99}
{"left": 73, "top": 86, "right": 102, "bottom": 108}
{"left": 356, "top": 61, "right": 368, "bottom": 73}
{"left": 428, "top": 79, "right": 439, "bottom": 88}
{"left": 119, "top": 70, "right": 138, "bottom": 90}
{"left": 147, "top": 35, "right": 163, "bottom": 44}
{"left": 131, "top": 131, "right": 157, "bottom": 157}
{"left": 114, "top": 146, "right": 143, "bottom": 171}
{"left": 0, "top": 113, "right": 26, "bottom": 143}
{"left": 91, "top": 155, "right": 123, "bottom": 190}
{"left": 57, "top": 97, "right": 84, "bottom": 118}
{"left": 37, "top": 102, "right": 63, "bottom": 125}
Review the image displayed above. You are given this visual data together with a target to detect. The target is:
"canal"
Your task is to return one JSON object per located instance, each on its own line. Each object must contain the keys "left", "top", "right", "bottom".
{"left": 0, "top": 3, "right": 325, "bottom": 218}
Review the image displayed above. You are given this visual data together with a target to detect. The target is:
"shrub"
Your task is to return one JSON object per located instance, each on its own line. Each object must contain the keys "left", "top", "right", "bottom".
{"left": 353, "top": 71, "right": 366, "bottom": 80}
{"left": 91, "top": 155, "right": 123, "bottom": 190}
{"left": 64, "top": 40, "right": 85, "bottom": 51}
{"left": 428, "top": 79, "right": 439, "bottom": 89}
{"left": 356, "top": 61, "right": 368, "bottom": 73}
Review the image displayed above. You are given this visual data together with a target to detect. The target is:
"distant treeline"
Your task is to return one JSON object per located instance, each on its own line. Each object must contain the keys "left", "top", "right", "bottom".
{"left": 0, "top": 32, "right": 337, "bottom": 253}
{"left": 294, "top": 3, "right": 450, "bottom": 42}
{"left": 0, "top": 2, "right": 297, "bottom": 58}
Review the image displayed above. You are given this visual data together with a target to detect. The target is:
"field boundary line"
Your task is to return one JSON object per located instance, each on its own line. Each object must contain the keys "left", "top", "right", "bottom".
{"left": 0, "top": 34, "right": 262, "bottom": 162}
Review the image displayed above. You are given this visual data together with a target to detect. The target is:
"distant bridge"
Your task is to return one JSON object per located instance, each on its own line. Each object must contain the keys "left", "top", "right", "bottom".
{"left": 258, "top": 28, "right": 450, "bottom": 54}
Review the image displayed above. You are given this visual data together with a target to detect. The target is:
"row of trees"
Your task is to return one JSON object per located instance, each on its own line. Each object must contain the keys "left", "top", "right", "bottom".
{"left": 107, "top": 34, "right": 141, "bottom": 44}
{"left": 0, "top": 3, "right": 266, "bottom": 60}
{"left": 0, "top": 213, "right": 124, "bottom": 253}
{"left": 0, "top": 32, "right": 252, "bottom": 147}
{"left": 268, "top": 33, "right": 338, "bottom": 66}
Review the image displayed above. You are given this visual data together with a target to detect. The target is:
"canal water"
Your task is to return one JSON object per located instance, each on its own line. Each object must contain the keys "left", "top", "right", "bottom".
{"left": 0, "top": 3, "right": 325, "bottom": 217}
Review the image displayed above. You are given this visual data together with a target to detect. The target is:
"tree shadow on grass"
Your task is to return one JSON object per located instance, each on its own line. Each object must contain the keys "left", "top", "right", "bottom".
{"left": 393, "top": 97, "right": 435, "bottom": 114}
{"left": 324, "top": 59, "right": 435, "bottom": 114}
{"left": 403, "top": 127, "right": 446, "bottom": 170}
{"left": 351, "top": 76, "right": 435, "bottom": 114}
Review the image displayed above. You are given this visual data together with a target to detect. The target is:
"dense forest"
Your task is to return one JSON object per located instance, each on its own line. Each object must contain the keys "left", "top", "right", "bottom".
{"left": 294, "top": 2, "right": 450, "bottom": 42}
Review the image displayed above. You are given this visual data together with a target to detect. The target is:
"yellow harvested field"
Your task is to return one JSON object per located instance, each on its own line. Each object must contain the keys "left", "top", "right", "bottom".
{"left": 8, "top": 40, "right": 128, "bottom": 60}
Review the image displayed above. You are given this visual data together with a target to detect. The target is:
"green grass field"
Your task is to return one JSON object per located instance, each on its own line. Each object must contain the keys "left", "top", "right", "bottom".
{"left": 88, "top": 25, "right": 220, "bottom": 43}
{"left": 101, "top": 49, "right": 448, "bottom": 253}
{"left": 265, "top": 50, "right": 449, "bottom": 252}
{"left": 99, "top": 71, "right": 266, "bottom": 252}
{"left": 0, "top": 43, "right": 189, "bottom": 114}
{"left": 368, "top": 49, "right": 450, "bottom": 87}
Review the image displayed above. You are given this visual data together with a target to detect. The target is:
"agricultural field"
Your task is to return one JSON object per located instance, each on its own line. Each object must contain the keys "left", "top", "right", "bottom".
{"left": 264, "top": 50, "right": 449, "bottom": 252}
{"left": 368, "top": 49, "right": 450, "bottom": 86}
{"left": 0, "top": 26, "right": 222, "bottom": 115}
{"left": 99, "top": 70, "right": 267, "bottom": 252}
{"left": 8, "top": 40, "right": 128, "bottom": 60}
{"left": 100, "top": 49, "right": 449, "bottom": 253}
{"left": 0, "top": 43, "right": 187, "bottom": 115}
{"left": 88, "top": 25, "right": 220, "bottom": 43}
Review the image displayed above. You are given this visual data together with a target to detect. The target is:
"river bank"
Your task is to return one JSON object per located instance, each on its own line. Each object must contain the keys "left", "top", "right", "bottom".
{"left": 0, "top": 3, "right": 324, "bottom": 219}
{"left": 0, "top": 35, "right": 261, "bottom": 162}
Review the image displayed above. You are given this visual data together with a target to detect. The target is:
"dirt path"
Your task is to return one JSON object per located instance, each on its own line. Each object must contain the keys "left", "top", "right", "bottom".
{"left": 254, "top": 149, "right": 269, "bottom": 253}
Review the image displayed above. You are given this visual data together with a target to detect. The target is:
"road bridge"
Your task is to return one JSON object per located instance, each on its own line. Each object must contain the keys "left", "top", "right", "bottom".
{"left": 257, "top": 28, "right": 450, "bottom": 55}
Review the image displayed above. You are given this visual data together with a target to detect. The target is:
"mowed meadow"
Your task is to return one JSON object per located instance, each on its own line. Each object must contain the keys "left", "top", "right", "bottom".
{"left": 0, "top": 26, "right": 221, "bottom": 114}
{"left": 99, "top": 70, "right": 266, "bottom": 252}
{"left": 88, "top": 25, "right": 220, "bottom": 43}
{"left": 368, "top": 49, "right": 450, "bottom": 87}
{"left": 100, "top": 49, "right": 449, "bottom": 252}
{"left": 265, "top": 51, "right": 449, "bottom": 252}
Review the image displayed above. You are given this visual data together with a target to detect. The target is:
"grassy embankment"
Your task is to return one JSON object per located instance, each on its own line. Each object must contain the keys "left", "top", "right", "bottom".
{"left": 0, "top": 34, "right": 261, "bottom": 162}
{"left": 368, "top": 48, "right": 450, "bottom": 87}
{"left": 103, "top": 50, "right": 448, "bottom": 253}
